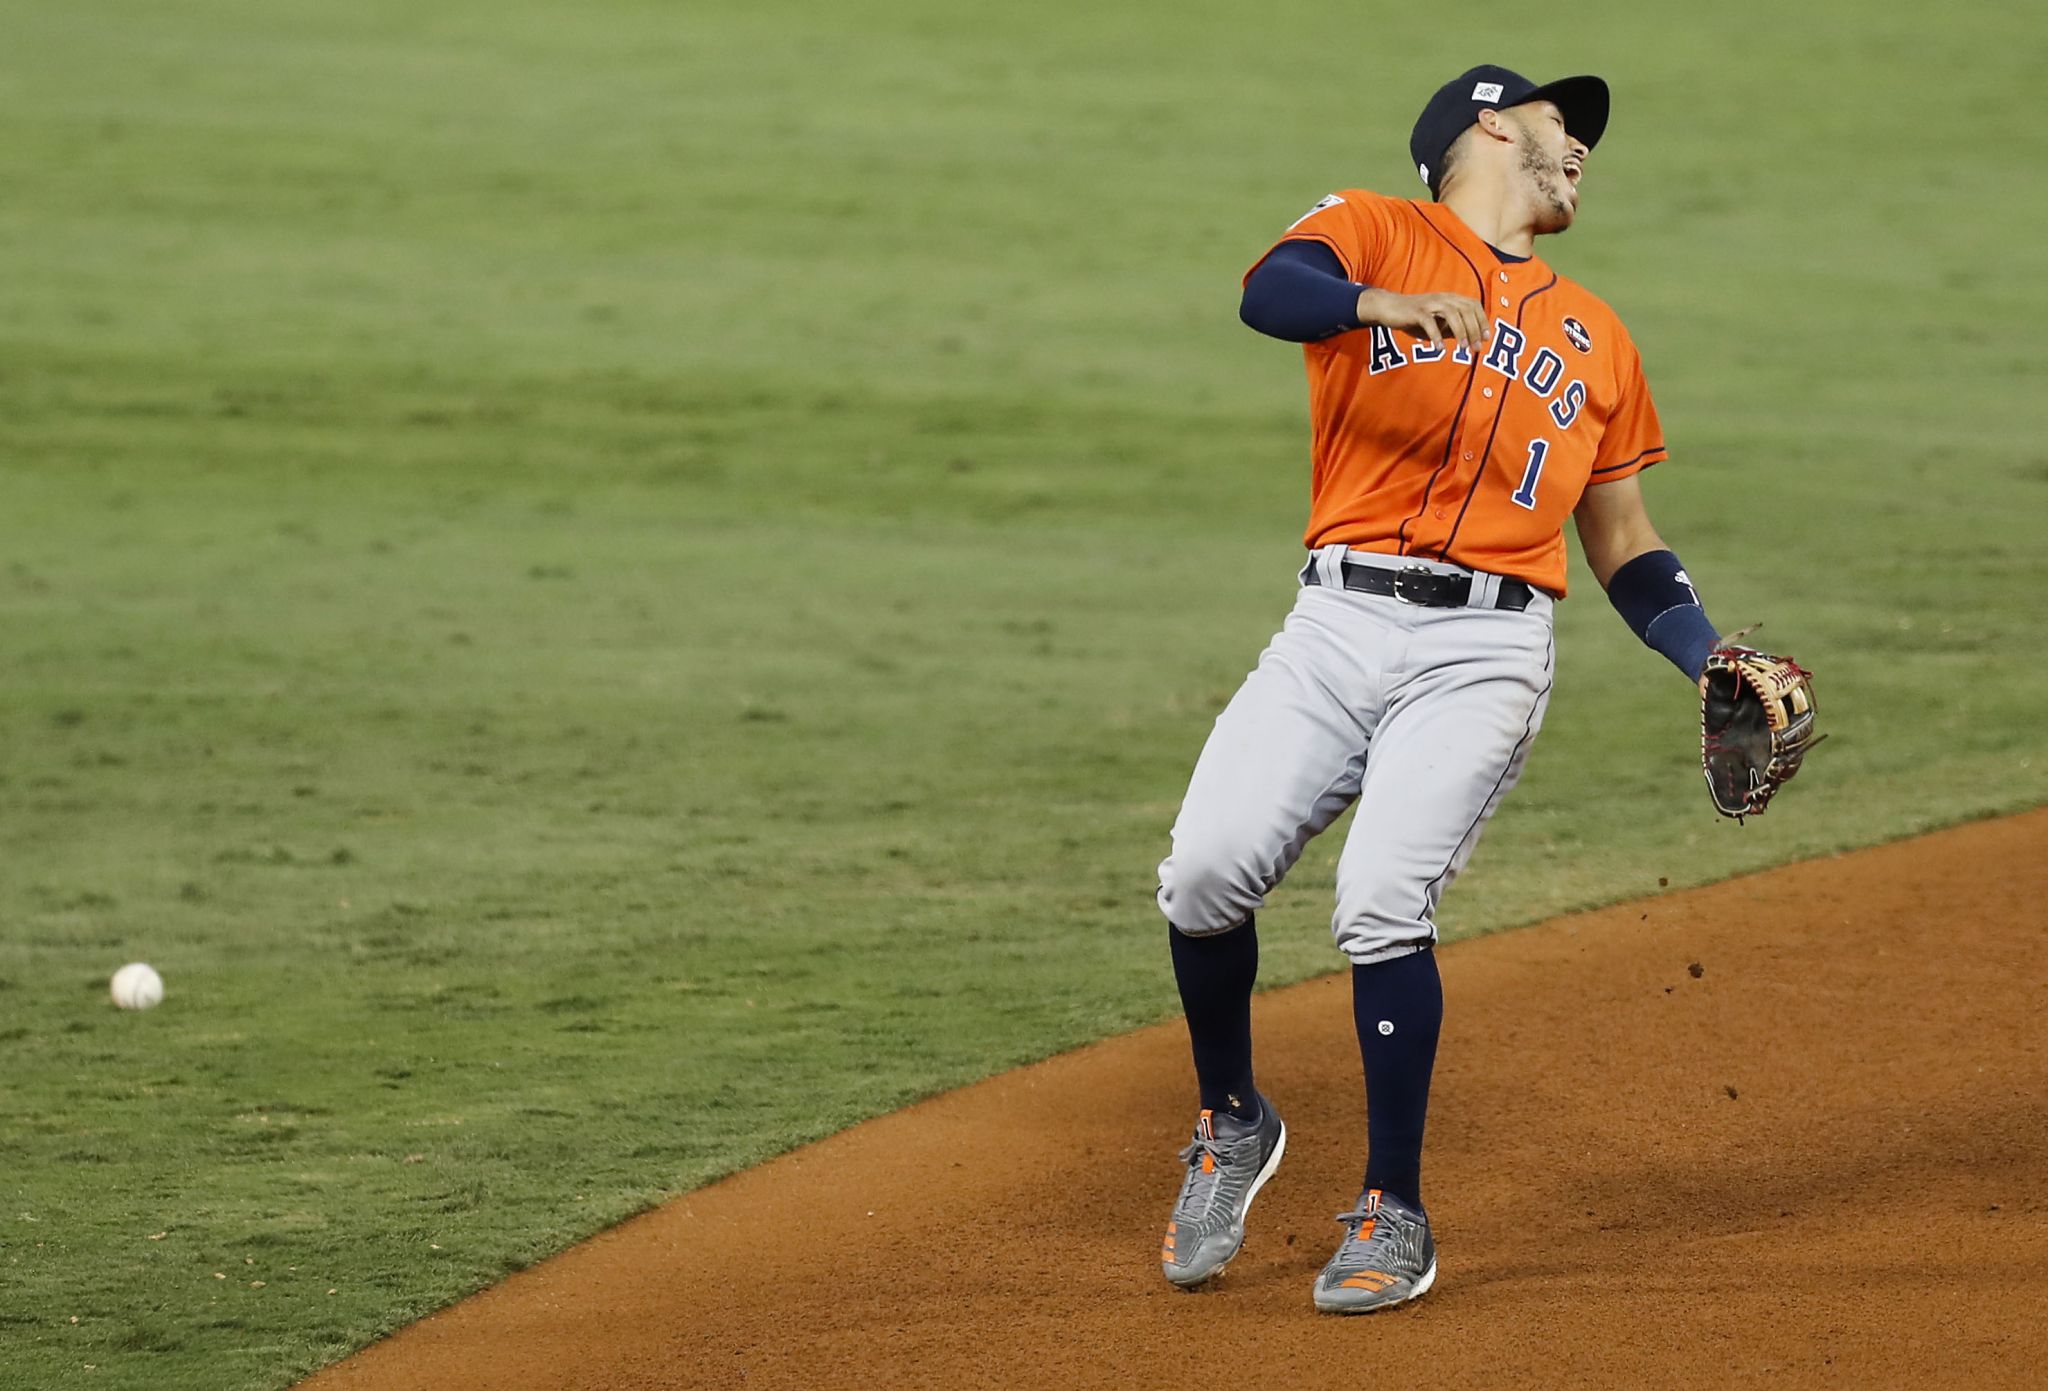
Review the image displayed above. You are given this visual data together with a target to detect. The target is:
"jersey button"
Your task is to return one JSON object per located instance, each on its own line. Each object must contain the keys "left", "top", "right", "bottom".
{"left": 1499, "top": 272, "right": 1509, "bottom": 283}
{"left": 1498, "top": 297, "right": 1510, "bottom": 308}
{"left": 1462, "top": 451, "right": 1474, "bottom": 461}
{"left": 1482, "top": 387, "right": 1494, "bottom": 398}
{"left": 1434, "top": 508, "right": 1447, "bottom": 519}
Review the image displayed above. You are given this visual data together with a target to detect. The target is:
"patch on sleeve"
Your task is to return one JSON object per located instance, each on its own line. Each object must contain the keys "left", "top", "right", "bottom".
{"left": 1285, "top": 193, "right": 1345, "bottom": 230}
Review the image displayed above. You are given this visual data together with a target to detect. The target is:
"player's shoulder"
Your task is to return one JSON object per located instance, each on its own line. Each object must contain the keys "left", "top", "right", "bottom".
{"left": 1326, "top": 186, "right": 1405, "bottom": 206}
{"left": 1280, "top": 188, "right": 1422, "bottom": 245}
{"left": 1323, "top": 187, "right": 1417, "bottom": 217}
{"left": 1288, "top": 187, "right": 1412, "bottom": 220}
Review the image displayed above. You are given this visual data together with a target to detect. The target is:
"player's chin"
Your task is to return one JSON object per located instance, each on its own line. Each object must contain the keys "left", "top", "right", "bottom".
{"left": 1549, "top": 183, "right": 1581, "bottom": 227}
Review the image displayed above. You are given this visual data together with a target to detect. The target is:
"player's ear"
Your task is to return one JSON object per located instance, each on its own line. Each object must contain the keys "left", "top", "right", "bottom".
{"left": 1474, "top": 108, "right": 1517, "bottom": 145}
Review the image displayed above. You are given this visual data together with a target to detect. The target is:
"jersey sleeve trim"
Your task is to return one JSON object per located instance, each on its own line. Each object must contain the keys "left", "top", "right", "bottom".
{"left": 1245, "top": 232, "right": 1357, "bottom": 285}
{"left": 1589, "top": 445, "right": 1668, "bottom": 477}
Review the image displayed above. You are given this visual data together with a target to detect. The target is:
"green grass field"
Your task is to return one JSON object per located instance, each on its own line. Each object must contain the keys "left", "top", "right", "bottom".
{"left": 3, "top": 1, "right": 2044, "bottom": 1386}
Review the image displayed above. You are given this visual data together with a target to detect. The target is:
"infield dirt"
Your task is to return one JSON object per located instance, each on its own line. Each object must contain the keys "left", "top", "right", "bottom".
{"left": 301, "top": 811, "right": 2048, "bottom": 1390}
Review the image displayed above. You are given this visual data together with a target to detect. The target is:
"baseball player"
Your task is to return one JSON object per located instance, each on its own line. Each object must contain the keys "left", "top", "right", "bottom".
{"left": 1156, "top": 65, "right": 1730, "bottom": 1312}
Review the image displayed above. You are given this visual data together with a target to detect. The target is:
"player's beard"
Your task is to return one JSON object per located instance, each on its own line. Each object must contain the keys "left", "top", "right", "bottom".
{"left": 1516, "top": 126, "right": 1575, "bottom": 233}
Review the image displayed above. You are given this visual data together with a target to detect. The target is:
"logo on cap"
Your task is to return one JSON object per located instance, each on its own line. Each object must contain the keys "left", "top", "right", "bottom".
{"left": 1472, "top": 81, "right": 1505, "bottom": 101}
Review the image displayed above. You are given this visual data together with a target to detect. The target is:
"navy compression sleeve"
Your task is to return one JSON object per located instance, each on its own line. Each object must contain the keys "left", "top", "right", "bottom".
{"left": 1606, "top": 549, "right": 1721, "bottom": 681}
{"left": 1240, "top": 240, "right": 1366, "bottom": 342}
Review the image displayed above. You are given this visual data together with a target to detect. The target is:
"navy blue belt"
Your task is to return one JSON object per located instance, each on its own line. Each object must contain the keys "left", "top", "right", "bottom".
{"left": 1303, "top": 558, "right": 1535, "bottom": 612}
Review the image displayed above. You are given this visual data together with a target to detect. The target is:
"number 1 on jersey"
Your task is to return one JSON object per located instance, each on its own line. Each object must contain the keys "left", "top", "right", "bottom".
{"left": 1511, "top": 438, "right": 1548, "bottom": 510}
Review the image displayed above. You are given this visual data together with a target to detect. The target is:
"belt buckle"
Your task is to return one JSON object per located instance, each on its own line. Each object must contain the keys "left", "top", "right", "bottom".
{"left": 1391, "top": 566, "right": 1439, "bottom": 606}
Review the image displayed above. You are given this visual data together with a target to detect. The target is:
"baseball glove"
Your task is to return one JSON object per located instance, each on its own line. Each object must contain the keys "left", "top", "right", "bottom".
{"left": 1699, "top": 635, "right": 1820, "bottom": 821}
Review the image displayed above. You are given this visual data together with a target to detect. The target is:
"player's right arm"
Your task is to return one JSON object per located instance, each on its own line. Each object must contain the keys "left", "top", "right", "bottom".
{"left": 1239, "top": 246, "right": 1488, "bottom": 346}
{"left": 1239, "top": 241, "right": 1373, "bottom": 342}
{"left": 1240, "top": 191, "right": 1487, "bottom": 347}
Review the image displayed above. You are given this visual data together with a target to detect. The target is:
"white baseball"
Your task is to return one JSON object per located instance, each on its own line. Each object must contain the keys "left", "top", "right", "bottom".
{"left": 110, "top": 962, "right": 165, "bottom": 1011}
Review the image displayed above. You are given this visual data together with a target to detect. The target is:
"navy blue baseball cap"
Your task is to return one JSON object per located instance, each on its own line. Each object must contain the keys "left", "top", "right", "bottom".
{"left": 1409, "top": 65, "right": 1610, "bottom": 198}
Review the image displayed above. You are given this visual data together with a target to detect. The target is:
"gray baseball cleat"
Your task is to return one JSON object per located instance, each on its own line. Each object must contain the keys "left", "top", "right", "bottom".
{"left": 1159, "top": 1097, "right": 1286, "bottom": 1288}
{"left": 1311, "top": 1188, "right": 1437, "bottom": 1313}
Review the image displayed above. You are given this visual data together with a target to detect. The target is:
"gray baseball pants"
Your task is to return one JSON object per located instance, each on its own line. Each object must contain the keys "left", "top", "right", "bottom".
{"left": 1156, "top": 545, "right": 1556, "bottom": 964}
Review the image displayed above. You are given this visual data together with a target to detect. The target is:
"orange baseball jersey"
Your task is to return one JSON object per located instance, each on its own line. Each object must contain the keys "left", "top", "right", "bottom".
{"left": 1249, "top": 188, "right": 1666, "bottom": 595}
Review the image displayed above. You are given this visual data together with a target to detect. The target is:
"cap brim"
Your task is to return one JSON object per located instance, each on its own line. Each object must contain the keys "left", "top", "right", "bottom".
{"left": 1516, "top": 74, "right": 1609, "bottom": 150}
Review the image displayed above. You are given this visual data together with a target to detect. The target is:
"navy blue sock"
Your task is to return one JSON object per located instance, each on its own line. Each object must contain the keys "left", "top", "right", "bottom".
{"left": 1352, "top": 948, "right": 1443, "bottom": 1210}
{"left": 1168, "top": 917, "right": 1261, "bottom": 1122}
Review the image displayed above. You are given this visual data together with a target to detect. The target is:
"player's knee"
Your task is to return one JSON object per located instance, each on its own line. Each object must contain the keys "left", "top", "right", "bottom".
{"left": 1156, "top": 845, "right": 1263, "bottom": 937}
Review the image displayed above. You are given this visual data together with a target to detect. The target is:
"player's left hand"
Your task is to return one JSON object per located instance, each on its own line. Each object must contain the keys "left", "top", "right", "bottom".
{"left": 1699, "top": 638, "right": 1821, "bottom": 821}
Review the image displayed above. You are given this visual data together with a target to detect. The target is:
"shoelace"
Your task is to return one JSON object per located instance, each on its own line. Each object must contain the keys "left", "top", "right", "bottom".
{"left": 1332, "top": 1204, "right": 1401, "bottom": 1252}
{"left": 1172, "top": 1134, "right": 1228, "bottom": 1216}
